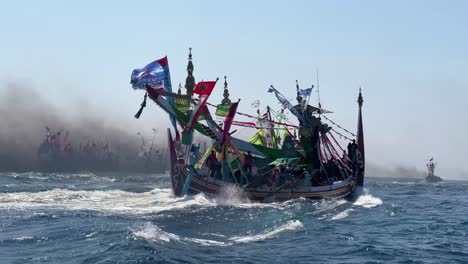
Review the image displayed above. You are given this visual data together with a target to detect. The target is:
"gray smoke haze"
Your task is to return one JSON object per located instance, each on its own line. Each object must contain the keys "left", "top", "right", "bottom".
{"left": 366, "top": 162, "right": 426, "bottom": 179}
{"left": 0, "top": 81, "right": 151, "bottom": 172}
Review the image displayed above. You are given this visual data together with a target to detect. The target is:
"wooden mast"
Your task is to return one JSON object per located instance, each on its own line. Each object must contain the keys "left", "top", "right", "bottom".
{"left": 356, "top": 88, "right": 365, "bottom": 187}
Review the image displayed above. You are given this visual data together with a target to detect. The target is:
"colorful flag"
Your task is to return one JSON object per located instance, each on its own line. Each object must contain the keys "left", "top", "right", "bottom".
{"left": 131, "top": 56, "right": 178, "bottom": 135}
{"left": 299, "top": 87, "right": 313, "bottom": 97}
{"left": 249, "top": 130, "right": 266, "bottom": 146}
{"left": 187, "top": 81, "right": 217, "bottom": 130}
{"left": 131, "top": 57, "right": 169, "bottom": 90}
{"left": 300, "top": 86, "right": 314, "bottom": 110}
{"left": 193, "top": 81, "right": 216, "bottom": 95}
{"left": 174, "top": 96, "right": 191, "bottom": 112}
{"left": 215, "top": 103, "right": 231, "bottom": 117}
{"left": 262, "top": 119, "right": 274, "bottom": 148}
{"left": 222, "top": 101, "right": 239, "bottom": 144}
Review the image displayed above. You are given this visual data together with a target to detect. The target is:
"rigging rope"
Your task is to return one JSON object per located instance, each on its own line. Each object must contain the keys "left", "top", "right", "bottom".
{"left": 322, "top": 134, "right": 353, "bottom": 173}
{"left": 206, "top": 102, "right": 299, "bottom": 129}
{"left": 322, "top": 115, "right": 356, "bottom": 137}
{"left": 330, "top": 128, "right": 354, "bottom": 141}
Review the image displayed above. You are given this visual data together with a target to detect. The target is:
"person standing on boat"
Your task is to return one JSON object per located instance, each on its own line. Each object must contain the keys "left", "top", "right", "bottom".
{"left": 351, "top": 140, "right": 358, "bottom": 162}
{"left": 207, "top": 150, "right": 220, "bottom": 179}
{"left": 347, "top": 140, "right": 357, "bottom": 161}
{"left": 347, "top": 142, "right": 353, "bottom": 160}
{"left": 243, "top": 151, "right": 254, "bottom": 176}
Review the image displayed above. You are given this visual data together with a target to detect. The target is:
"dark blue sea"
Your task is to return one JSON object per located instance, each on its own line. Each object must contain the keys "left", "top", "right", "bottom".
{"left": 0, "top": 172, "right": 467, "bottom": 264}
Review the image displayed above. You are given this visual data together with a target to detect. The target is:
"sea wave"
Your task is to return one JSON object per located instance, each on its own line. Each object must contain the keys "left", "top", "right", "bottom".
{"left": 14, "top": 236, "right": 35, "bottom": 241}
{"left": 131, "top": 220, "right": 304, "bottom": 246}
{"left": 1, "top": 171, "right": 116, "bottom": 182}
{"left": 0, "top": 188, "right": 207, "bottom": 214}
{"left": 353, "top": 194, "right": 383, "bottom": 208}
{"left": 330, "top": 208, "right": 354, "bottom": 220}
{"left": 0, "top": 187, "right": 293, "bottom": 214}
{"left": 229, "top": 220, "right": 304, "bottom": 243}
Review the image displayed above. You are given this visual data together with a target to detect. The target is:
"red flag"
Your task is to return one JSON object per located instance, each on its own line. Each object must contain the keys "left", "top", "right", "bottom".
{"left": 193, "top": 81, "right": 216, "bottom": 95}
{"left": 187, "top": 80, "right": 217, "bottom": 130}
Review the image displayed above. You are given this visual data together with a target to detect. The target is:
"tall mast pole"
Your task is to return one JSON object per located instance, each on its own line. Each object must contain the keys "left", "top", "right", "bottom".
{"left": 356, "top": 87, "right": 365, "bottom": 187}
{"left": 316, "top": 68, "right": 321, "bottom": 110}
{"left": 267, "top": 105, "right": 278, "bottom": 148}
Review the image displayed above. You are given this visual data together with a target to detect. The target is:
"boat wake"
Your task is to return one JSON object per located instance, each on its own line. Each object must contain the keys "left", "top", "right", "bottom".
{"left": 0, "top": 188, "right": 209, "bottom": 214}
{"left": 314, "top": 189, "right": 383, "bottom": 221}
{"left": 0, "top": 187, "right": 291, "bottom": 214}
{"left": 130, "top": 220, "right": 304, "bottom": 246}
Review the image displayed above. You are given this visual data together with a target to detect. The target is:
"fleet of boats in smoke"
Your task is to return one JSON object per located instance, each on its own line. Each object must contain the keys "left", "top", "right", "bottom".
{"left": 36, "top": 126, "right": 168, "bottom": 173}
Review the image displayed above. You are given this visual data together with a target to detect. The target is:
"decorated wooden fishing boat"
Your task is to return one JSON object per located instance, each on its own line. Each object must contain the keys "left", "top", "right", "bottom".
{"left": 130, "top": 49, "right": 365, "bottom": 201}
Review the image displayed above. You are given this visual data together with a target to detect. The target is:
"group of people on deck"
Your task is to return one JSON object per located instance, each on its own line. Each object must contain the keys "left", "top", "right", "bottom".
{"left": 203, "top": 138, "right": 359, "bottom": 188}
{"left": 206, "top": 150, "right": 254, "bottom": 184}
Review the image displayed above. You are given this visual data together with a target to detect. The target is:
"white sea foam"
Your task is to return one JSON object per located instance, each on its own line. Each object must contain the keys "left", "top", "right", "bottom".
{"left": 353, "top": 194, "right": 383, "bottom": 208}
{"left": 85, "top": 232, "right": 97, "bottom": 238}
{"left": 14, "top": 236, "right": 34, "bottom": 241}
{"left": 0, "top": 188, "right": 214, "bottom": 214}
{"left": 131, "top": 220, "right": 304, "bottom": 246}
{"left": 330, "top": 208, "right": 354, "bottom": 220}
{"left": 313, "top": 188, "right": 383, "bottom": 220}
{"left": 229, "top": 220, "right": 304, "bottom": 243}
{"left": 0, "top": 185, "right": 295, "bottom": 215}
{"left": 132, "top": 223, "right": 182, "bottom": 243}
{"left": 131, "top": 223, "right": 229, "bottom": 246}
{"left": 211, "top": 185, "right": 285, "bottom": 209}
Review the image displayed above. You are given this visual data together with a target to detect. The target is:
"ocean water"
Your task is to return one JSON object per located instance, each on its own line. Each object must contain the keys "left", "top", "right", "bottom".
{"left": 0, "top": 172, "right": 467, "bottom": 264}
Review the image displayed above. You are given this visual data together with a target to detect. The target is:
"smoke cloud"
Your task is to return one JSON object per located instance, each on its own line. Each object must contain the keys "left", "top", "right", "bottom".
{"left": 366, "top": 162, "right": 425, "bottom": 179}
{"left": 0, "top": 81, "right": 162, "bottom": 172}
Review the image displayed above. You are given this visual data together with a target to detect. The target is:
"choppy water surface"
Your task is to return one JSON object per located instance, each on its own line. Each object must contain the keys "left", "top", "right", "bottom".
{"left": 0, "top": 172, "right": 467, "bottom": 263}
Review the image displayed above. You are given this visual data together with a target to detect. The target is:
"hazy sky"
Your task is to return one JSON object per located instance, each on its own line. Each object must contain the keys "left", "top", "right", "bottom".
{"left": 1, "top": 0, "right": 467, "bottom": 178}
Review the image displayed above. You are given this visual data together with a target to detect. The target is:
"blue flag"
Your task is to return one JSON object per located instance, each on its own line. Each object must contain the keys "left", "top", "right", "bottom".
{"left": 299, "top": 86, "right": 313, "bottom": 97}
{"left": 131, "top": 56, "right": 178, "bottom": 133}
{"left": 131, "top": 57, "right": 171, "bottom": 90}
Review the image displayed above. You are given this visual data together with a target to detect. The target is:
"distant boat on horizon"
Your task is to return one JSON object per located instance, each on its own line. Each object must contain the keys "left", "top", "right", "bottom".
{"left": 426, "top": 158, "right": 442, "bottom": 182}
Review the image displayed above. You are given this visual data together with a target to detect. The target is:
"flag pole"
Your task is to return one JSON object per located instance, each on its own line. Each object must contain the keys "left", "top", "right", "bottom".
{"left": 316, "top": 68, "right": 321, "bottom": 115}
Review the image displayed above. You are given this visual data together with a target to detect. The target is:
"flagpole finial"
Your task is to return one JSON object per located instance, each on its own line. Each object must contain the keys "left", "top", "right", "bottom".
{"left": 358, "top": 87, "right": 363, "bottom": 107}
{"left": 222, "top": 75, "right": 231, "bottom": 105}
{"left": 185, "top": 48, "right": 195, "bottom": 97}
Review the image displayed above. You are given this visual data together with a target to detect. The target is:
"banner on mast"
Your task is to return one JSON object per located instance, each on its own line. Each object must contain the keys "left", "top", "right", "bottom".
{"left": 131, "top": 56, "right": 178, "bottom": 135}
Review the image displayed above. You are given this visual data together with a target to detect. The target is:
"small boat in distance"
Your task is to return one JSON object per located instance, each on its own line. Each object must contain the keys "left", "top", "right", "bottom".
{"left": 426, "top": 158, "right": 442, "bottom": 182}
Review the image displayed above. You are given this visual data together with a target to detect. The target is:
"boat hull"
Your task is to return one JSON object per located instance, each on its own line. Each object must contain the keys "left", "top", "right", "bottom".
{"left": 426, "top": 175, "right": 443, "bottom": 182}
{"left": 172, "top": 162, "right": 355, "bottom": 202}
{"left": 167, "top": 129, "right": 357, "bottom": 202}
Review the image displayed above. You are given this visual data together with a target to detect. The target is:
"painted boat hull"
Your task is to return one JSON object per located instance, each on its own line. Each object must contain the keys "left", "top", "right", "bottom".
{"left": 168, "top": 129, "right": 357, "bottom": 202}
